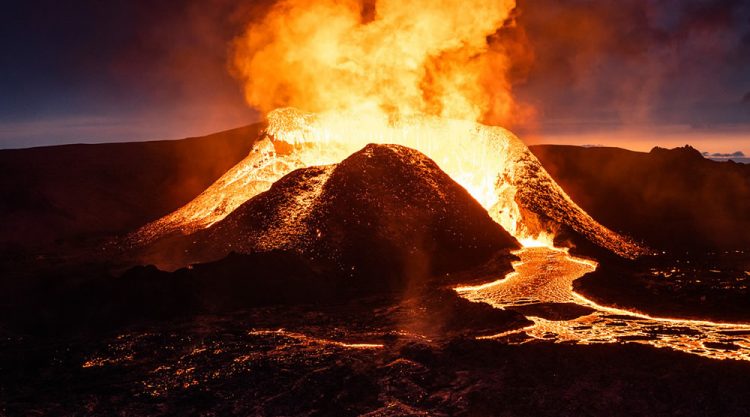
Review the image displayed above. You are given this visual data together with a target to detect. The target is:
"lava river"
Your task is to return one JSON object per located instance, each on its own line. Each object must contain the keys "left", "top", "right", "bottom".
{"left": 457, "top": 247, "right": 750, "bottom": 362}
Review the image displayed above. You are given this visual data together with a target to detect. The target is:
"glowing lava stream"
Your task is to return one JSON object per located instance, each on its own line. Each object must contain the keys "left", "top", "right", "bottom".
{"left": 457, "top": 247, "right": 750, "bottom": 362}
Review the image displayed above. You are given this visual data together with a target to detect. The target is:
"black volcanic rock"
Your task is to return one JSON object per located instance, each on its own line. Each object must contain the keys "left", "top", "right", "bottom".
{"left": 140, "top": 144, "right": 520, "bottom": 292}
{"left": 0, "top": 249, "right": 529, "bottom": 335}
{"left": 573, "top": 250, "right": 750, "bottom": 323}
{"left": 5, "top": 305, "right": 750, "bottom": 416}
{"left": 530, "top": 144, "right": 750, "bottom": 252}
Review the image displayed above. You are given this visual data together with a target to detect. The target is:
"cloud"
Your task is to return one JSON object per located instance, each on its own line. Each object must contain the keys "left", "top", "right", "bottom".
{"left": 702, "top": 150, "right": 746, "bottom": 158}
{"left": 0, "top": 0, "right": 265, "bottom": 148}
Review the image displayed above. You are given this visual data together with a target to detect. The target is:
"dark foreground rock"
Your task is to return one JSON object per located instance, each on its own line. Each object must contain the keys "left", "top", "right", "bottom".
{"left": 574, "top": 250, "right": 750, "bottom": 323}
{"left": 0, "top": 248, "right": 525, "bottom": 337}
{"left": 2, "top": 304, "right": 750, "bottom": 417}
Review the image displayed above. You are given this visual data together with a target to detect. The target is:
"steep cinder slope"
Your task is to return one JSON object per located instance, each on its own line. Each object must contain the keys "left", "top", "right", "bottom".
{"left": 138, "top": 144, "right": 520, "bottom": 290}
{"left": 530, "top": 145, "right": 750, "bottom": 251}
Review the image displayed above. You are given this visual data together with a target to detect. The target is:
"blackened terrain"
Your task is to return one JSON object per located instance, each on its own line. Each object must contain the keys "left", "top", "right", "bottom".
{"left": 574, "top": 250, "right": 750, "bottom": 322}
{"left": 2, "top": 135, "right": 750, "bottom": 416}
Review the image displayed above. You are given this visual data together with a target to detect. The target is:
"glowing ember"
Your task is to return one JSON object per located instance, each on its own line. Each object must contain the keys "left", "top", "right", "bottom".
{"left": 247, "top": 329, "right": 383, "bottom": 350}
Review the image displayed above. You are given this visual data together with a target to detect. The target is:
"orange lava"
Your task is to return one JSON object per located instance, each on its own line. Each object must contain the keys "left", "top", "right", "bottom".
{"left": 459, "top": 247, "right": 750, "bottom": 362}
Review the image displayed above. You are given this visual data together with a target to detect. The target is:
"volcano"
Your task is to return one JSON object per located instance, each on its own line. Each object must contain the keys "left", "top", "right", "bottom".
{"left": 130, "top": 109, "right": 646, "bottom": 265}
{"left": 134, "top": 143, "right": 520, "bottom": 286}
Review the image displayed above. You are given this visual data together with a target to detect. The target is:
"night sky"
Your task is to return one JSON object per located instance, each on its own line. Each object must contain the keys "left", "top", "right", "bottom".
{"left": 1, "top": 0, "right": 748, "bottom": 152}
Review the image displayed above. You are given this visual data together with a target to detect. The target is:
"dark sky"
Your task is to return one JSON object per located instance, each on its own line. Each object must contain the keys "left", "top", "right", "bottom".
{"left": 0, "top": 0, "right": 263, "bottom": 148}
{"left": 1, "top": 0, "right": 749, "bottom": 151}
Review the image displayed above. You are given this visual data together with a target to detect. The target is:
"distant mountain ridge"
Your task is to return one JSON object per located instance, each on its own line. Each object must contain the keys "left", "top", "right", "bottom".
{"left": 0, "top": 125, "right": 260, "bottom": 253}
{"left": 530, "top": 144, "right": 750, "bottom": 251}
{"left": 1, "top": 127, "right": 746, "bottom": 257}
{"left": 702, "top": 150, "right": 749, "bottom": 164}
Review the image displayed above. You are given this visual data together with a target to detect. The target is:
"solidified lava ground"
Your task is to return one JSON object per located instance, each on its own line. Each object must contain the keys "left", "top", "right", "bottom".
{"left": 3, "top": 301, "right": 750, "bottom": 417}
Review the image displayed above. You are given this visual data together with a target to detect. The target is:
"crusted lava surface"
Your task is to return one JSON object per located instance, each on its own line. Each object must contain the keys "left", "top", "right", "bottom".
{"left": 574, "top": 250, "right": 750, "bottom": 323}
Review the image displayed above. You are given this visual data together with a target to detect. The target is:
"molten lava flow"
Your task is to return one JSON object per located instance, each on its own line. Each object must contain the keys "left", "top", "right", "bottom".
{"left": 458, "top": 247, "right": 750, "bottom": 362}
{"left": 133, "top": 108, "right": 644, "bottom": 258}
{"left": 247, "top": 330, "right": 383, "bottom": 350}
